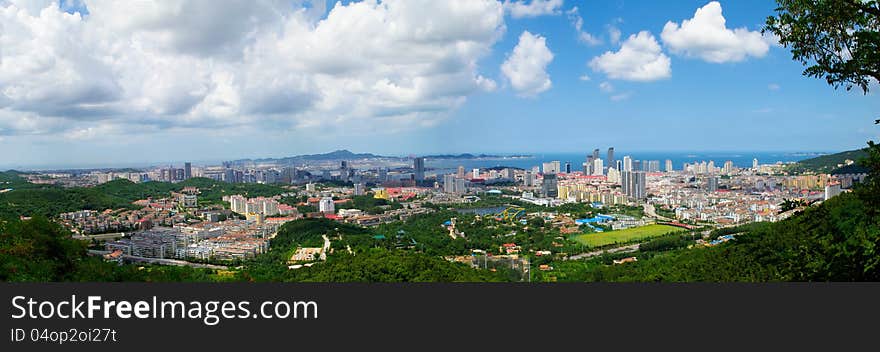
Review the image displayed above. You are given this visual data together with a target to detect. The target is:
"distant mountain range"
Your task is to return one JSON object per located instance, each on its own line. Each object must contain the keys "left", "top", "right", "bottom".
{"left": 787, "top": 148, "right": 870, "bottom": 174}
{"left": 231, "top": 150, "right": 388, "bottom": 165}
{"left": 290, "top": 150, "right": 387, "bottom": 161}
{"left": 229, "top": 150, "right": 532, "bottom": 165}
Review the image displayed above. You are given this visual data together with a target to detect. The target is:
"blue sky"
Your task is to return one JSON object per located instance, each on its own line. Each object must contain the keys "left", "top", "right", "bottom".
{"left": 0, "top": 0, "right": 877, "bottom": 169}
{"left": 421, "top": 0, "right": 878, "bottom": 154}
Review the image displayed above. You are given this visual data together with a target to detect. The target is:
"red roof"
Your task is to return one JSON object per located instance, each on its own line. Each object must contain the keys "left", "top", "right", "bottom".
{"left": 266, "top": 216, "right": 297, "bottom": 221}
{"left": 323, "top": 214, "right": 341, "bottom": 220}
{"left": 106, "top": 250, "right": 124, "bottom": 259}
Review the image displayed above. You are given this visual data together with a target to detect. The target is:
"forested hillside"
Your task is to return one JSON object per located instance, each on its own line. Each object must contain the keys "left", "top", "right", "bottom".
{"left": 0, "top": 173, "right": 290, "bottom": 221}
{"left": 786, "top": 149, "right": 869, "bottom": 174}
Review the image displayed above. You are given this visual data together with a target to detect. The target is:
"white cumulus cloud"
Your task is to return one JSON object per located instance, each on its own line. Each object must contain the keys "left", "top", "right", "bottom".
{"left": 660, "top": 1, "right": 769, "bottom": 63}
{"left": 0, "top": 0, "right": 506, "bottom": 139}
{"left": 501, "top": 31, "right": 554, "bottom": 97}
{"left": 589, "top": 31, "right": 671, "bottom": 82}
{"left": 503, "top": 0, "right": 563, "bottom": 18}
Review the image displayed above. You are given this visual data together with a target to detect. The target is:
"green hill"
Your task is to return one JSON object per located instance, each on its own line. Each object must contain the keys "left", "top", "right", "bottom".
{"left": 0, "top": 170, "right": 38, "bottom": 189}
{"left": 0, "top": 176, "right": 290, "bottom": 221}
{"left": 787, "top": 148, "right": 869, "bottom": 174}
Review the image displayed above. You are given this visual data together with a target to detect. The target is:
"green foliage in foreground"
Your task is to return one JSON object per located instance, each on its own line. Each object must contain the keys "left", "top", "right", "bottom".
{"left": 245, "top": 249, "right": 505, "bottom": 282}
{"left": 0, "top": 217, "right": 216, "bottom": 282}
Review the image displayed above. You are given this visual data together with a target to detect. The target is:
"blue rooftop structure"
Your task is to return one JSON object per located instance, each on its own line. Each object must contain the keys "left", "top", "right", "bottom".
{"left": 710, "top": 235, "right": 735, "bottom": 245}
{"left": 575, "top": 214, "right": 614, "bottom": 225}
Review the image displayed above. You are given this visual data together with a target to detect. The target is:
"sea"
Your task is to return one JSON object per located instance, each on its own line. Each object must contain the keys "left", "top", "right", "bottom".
{"left": 425, "top": 151, "right": 824, "bottom": 175}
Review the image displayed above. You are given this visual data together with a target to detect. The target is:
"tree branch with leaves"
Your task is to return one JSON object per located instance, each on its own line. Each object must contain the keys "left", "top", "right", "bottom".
{"left": 765, "top": 0, "right": 879, "bottom": 93}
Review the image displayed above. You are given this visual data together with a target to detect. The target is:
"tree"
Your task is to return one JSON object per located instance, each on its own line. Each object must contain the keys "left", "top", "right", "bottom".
{"left": 528, "top": 217, "right": 545, "bottom": 228}
{"left": 765, "top": 0, "right": 880, "bottom": 93}
{"left": 766, "top": 0, "right": 880, "bottom": 207}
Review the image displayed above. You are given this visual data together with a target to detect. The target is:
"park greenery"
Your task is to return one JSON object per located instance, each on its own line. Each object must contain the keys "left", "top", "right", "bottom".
{"left": 237, "top": 217, "right": 505, "bottom": 282}
{"left": 569, "top": 224, "right": 683, "bottom": 248}
{"left": 336, "top": 195, "right": 402, "bottom": 214}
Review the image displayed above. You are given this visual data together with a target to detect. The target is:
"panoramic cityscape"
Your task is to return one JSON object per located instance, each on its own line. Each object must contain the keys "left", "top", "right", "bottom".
{"left": 0, "top": 0, "right": 878, "bottom": 283}
{"left": 1, "top": 145, "right": 871, "bottom": 281}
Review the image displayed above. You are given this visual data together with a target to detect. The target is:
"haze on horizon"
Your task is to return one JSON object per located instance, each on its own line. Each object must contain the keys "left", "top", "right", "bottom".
{"left": 1, "top": 148, "right": 836, "bottom": 172}
{"left": 1, "top": 0, "right": 877, "bottom": 169}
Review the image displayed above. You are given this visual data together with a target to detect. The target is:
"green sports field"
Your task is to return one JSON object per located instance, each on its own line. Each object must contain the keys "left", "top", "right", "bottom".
{"left": 570, "top": 224, "right": 683, "bottom": 248}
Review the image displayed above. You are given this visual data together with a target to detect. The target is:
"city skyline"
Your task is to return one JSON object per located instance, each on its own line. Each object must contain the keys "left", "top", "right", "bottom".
{"left": 0, "top": 148, "right": 833, "bottom": 171}
{"left": 1, "top": 0, "right": 878, "bottom": 169}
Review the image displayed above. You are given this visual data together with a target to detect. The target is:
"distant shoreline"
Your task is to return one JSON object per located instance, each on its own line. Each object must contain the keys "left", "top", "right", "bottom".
{"left": 0, "top": 150, "right": 840, "bottom": 172}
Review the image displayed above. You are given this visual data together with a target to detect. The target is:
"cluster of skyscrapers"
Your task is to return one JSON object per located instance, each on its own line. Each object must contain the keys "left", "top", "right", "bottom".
{"left": 543, "top": 147, "right": 649, "bottom": 200}
{"left": 527, "top": 147, "right": 646, "bottom": 200}
{"left": 158, "top": 162, "right": 192, "bottom": 182}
